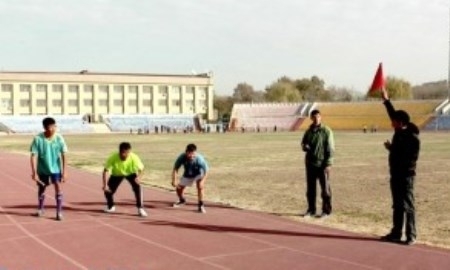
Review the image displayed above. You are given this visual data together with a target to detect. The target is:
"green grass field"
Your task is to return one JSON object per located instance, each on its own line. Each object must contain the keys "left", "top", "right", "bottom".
{"left": 1, "top": 131, "right": 449, "bottom": 248}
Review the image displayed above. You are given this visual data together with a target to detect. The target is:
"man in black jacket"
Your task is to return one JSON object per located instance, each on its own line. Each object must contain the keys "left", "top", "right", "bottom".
{"left": 380, "top": 88, "right": 420, "bottom": 245}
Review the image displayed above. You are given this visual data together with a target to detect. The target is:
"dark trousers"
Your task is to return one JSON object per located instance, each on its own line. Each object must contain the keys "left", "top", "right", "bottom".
{"left": 389, "top": 176, "right": 416, "bottom": 240}
{"left": 104, "top": 174, "right": 143, "bottom": 209}
{"left": 305, "top": 165, "right": 332, "bottom": 214}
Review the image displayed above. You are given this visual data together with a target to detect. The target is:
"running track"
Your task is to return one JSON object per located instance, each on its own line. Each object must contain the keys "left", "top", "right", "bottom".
{"left": 0, "top": 152, "right": 449, "bottom": 270}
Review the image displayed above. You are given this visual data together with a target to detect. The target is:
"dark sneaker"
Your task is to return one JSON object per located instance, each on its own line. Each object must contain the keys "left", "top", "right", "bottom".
{"left": 172, "top": 199, "right": 186, "bottom": 208}
{"left": 405, "top": 238, "right": 416, "bottom": 246}
{"left": 380, "top": 234, "right": 401, "bottom": 243}
{"left": 300, "top": 211, "right": 315, "bottom": 218}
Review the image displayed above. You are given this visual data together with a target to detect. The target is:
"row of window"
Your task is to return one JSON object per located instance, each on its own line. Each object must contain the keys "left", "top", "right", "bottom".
{"left": 2, "top": 98, "right": 206, "bottom": 108}
{"left": 0, "top": 84, "right": 208, "bottom": 96}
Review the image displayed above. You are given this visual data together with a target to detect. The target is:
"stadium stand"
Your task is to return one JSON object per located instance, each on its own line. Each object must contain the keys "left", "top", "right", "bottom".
{"left": 229, "top": 103, "right": 305, "bottom": 131}
{"left": 306, "top": 100, "right": 442, "bottom": 130}
{"left": 102, "top": 114, "right": 197, "bottom": 133}
{"left": 229, "top": 100, "right": 441, "bottom": 132}
{"left": 424, "top": 115, "right": 450, "bottom": 131}
{"left": 0, "top": 115, "right": 92, "bottom": 134}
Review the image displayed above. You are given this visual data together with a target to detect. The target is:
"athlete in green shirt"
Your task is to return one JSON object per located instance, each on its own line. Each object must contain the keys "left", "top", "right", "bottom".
{"left": 301, "top": 109, "right": 335, "bottom": 218}
{"left": 30, "top": 117, "right": 68, "bottom": 221}
{"left": 102, "top": 142, "right": 147, "bottom": 217}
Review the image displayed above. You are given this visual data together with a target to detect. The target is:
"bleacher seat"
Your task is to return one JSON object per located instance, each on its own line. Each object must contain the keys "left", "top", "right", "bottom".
{"left": 230, "top": 103, "right": 304, "bottom": 131}
{"left": 102, "top": 114, "right": 196, "bottom": 132}
{"left": 0, "top": 115, "right": 92, "bottom": 134}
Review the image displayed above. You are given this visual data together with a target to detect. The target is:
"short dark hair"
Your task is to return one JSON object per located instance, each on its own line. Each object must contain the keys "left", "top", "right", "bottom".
{"left": 310, "top": 109, "right": 321, "bottom": 117}
{"left": 42, "top": 117, "right": 56, "bottom": 129}
{"left": 119, "top": 142, "right": 132, "bottom": 152}
{"left": 393, "top": 110, "right": 410, "bottom": 124}
{"left": 185, "top": 143, "right": 197, "bottom": 153}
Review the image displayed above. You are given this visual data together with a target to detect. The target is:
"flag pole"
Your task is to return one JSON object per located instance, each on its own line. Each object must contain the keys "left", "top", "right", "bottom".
{"left": 448, "top": 7, "right": 450, "bottom": 99}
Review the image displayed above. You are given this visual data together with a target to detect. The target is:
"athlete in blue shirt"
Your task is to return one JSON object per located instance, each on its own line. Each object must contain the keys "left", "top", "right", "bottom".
{"left": 30, "top": 117, "right": 68, "bottom": 221}
{"left": 171, "top": 143, "right": 209, "bottom": 213}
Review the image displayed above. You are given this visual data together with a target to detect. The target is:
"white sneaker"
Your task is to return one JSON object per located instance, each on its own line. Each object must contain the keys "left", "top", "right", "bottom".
{"left": 138, "top": 208, "right": 148, "bottom": 217}
{"left": 36, "top": 209, "right": 44, "bottom": 217}
{"left": 198, "top": 205, "right": 206, "bottom": 214}
{"left": 104, "top": 206, "right": 116, "bottom": 213}
{"left": 56, "top": 212, "right": 63, "bottom": 221}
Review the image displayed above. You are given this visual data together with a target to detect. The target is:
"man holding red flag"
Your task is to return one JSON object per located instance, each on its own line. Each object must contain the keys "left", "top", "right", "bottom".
{"left": 377, "top": 75, "right": 420, "bottom": 245}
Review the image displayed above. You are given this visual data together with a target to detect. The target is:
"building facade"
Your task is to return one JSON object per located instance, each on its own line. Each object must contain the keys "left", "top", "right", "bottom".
{"left": 0, "top": 71, "right": 214, "bottom": 122}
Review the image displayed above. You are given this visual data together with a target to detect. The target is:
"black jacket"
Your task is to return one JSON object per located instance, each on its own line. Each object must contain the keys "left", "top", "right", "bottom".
{"left": 384, "top": 100, "right": 420, "bottom": 177}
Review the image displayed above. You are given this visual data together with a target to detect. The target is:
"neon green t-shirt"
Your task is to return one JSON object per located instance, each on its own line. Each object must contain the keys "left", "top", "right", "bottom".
{"left": 104, "top": 152, "right": 144, "bottom": 176}
{"left": 30, "top": 133, "right": 68, "bottom": 175}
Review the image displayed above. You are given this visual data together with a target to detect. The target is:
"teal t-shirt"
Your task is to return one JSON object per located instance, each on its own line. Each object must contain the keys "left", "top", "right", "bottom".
{"left": 174, "top": 153, "right": 209, "bottom": 177}
{"left": 30, "top": 133, "right": 68, "bottom": 175}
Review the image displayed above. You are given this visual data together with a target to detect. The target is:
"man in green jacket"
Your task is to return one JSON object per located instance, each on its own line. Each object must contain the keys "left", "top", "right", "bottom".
{"left": 301, "top": 109, "right": 335, "bottom": 218}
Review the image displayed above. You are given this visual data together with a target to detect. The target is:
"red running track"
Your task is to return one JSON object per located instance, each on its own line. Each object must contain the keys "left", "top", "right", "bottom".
{"left": 0, "top": 152, "right": 449, "bottom": 270}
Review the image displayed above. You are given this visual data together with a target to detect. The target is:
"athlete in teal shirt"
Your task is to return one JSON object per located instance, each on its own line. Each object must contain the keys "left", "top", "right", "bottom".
{"left": 171, "top": 143, "right": 209, "bottom": 213}
{"left": 30, "top": 117, "right": 68, "bottom": 221}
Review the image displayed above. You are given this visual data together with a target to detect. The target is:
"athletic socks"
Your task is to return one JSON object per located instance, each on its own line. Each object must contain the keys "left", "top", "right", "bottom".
{"left": 56, "top": 193, "right": 63, "bottom": 213}
{"left": 38, "top": 193, "right": 45, "bottom": 210}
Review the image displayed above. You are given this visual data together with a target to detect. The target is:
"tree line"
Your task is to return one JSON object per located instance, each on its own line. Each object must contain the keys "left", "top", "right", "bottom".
{"left": 214, "top": 75, "right": 449, "bottom": 121}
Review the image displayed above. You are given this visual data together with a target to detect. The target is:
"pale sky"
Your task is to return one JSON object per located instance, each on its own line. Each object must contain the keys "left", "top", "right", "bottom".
{"left": 0, "top": 0, "right": 449, "bottom": 95}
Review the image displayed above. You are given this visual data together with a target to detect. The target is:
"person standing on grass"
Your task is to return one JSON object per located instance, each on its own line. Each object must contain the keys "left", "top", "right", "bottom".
{"left": 380, "top": 88, "right": 420, "bottom": 246}
{"left": 171, "top": 143, "right": 209, "bottom": 213}
{"left": 30, "top": 117, "right": 68, "bottom": 221}
{"left": 300, "top": 109, "right": 335, "bottom": 218}
{"left": 102, "top": 142, "right": 147, "bottom": 217}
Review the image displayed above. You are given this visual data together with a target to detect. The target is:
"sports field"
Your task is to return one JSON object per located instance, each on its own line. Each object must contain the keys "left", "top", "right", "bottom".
{"left": 1, "top": 131, "right": 449, "bottom": 249}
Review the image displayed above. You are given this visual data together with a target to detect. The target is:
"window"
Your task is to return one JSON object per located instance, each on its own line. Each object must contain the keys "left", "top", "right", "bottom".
{"left": 143, "top": 86, "right": 153, "bottom": 94}
{"left": 199, "top": 99, "right": 207, "bottom": 106}
{"left": 52, "top": 84, "right": 63, "bottom": 93}
{"left": 158, "top": 99, "right": 166, "bottom": 106}
{"left": 1, "top": 84, "right": 13, "bottom": 93}
{"left": 84, "top": 99, "right": 93, "bottom": 106}
{"left": 36, "top": 84, "right": 47, "bottom": 93}
{"left": 200, "top": 87, "right": 208, "bottom": 97}
{"left": 20, "top": 99, "right": 30, "bottom": 106}
{"left": 99, "top": 99, "right": 108, "bottom": 106}
{"left": 172, "top": 100, "right": 180, "bottom": 106}
{"left": 143, "top": 99, "right": 151, "bottom": 106}
{"left": 68, "top": 99, "right": 78, "bottom": 106}
{"left": 172, "top": 86, "right": 181, "bottom": 94}
{"left": 114, "top": 99, "right": 122, "bottom": 106}
{"left": 128, "top": 100, "right": 137, "bottom": 106}
{"left": 84, "top": 85, "right": 94, "bottom": 93}
{"left": 68, "top": 85, "right": 79, "bottom": 93}
{"left": 114, "top": 85, "right": 124, "bottom": 94}
{"left": 186, "top": 86, "right": 195, "bottom": 94}
{"left": 99, "top": 85, "right": 109, "bottom": 94}
{"left": 52, "top": 100, "right": 62, "bottom": 107}
{"left": 158, "top": 86, "right": 168, "bottom": 96}
{"left": 185, "top": 100, "right": 194, "bottom": 107}
{"left": 1, "top": 98, "right": 12, "bottom": 109}
{"left": 20, "top": 84, "right": 31, "bottom": 93}
{"left": 128, "top": 85, "right": 138, "bottom": 94}
{"left": 36, "top": 99, "right": 46, "bottom": 107}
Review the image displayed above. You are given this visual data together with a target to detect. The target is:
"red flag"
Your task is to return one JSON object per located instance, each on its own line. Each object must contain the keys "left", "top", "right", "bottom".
{"left": 369, "top": 62, "right": 384, "bottom": 92}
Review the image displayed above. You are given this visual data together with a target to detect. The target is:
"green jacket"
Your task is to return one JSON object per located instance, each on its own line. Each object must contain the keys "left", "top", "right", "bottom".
{"left": 301, "top": 124, "right": 335, "bottom": 167}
